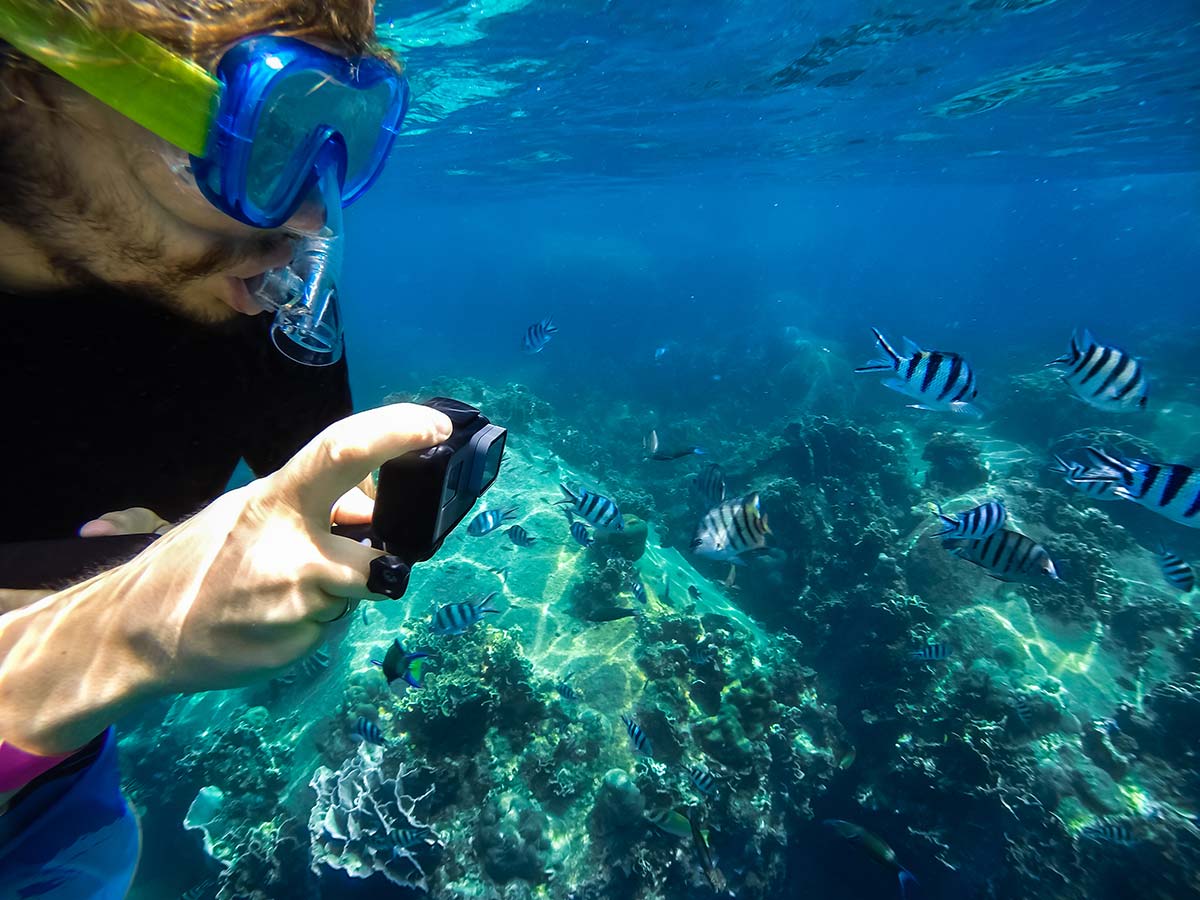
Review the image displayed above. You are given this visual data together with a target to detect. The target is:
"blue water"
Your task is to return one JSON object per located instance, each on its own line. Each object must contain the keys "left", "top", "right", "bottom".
{"left": 343, "top": 0, "right": 1199, "bottom": 408}
{"left": 131, "top": 3, "right": 1200, "bottom": 899}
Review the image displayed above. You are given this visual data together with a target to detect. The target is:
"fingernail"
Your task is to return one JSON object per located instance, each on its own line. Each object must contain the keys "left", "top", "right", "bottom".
{"left": 432, "top": 410, "right": 453, "bottom": 439}
{"left": 79, "top": 519, "right": 118, "bottom": 537}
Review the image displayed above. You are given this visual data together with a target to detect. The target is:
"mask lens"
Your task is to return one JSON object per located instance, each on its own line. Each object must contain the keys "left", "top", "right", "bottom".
{"left": 245, "top": 66, "right": 399, "bottom": 218}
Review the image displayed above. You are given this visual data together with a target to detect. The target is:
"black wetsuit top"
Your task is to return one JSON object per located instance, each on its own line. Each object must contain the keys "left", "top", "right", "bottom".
{"left": 2, "top": 286, "right": 352, "bottom": 542}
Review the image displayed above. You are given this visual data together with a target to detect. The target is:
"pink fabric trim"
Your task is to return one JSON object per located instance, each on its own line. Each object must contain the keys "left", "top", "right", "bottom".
{"left": 0, "top": 740, "right": 74, "bottom": 792}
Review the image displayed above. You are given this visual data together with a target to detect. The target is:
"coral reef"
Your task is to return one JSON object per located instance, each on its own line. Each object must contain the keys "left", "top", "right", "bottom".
{"left": 121, "top": 374, "right": 1200, "bottom": 900}
{"left": 309, "top": 745, "right": 438, "bottom": 889}
{"left": 922, "top": 430, "right": 989, "bottom": 493}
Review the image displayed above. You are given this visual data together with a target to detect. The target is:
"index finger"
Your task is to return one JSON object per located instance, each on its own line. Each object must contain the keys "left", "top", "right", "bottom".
{"left": 274, "top": 403, "right": 452, "bottom": 522}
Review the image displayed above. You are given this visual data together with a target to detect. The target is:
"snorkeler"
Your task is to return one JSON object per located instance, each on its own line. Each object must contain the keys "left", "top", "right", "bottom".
{"left": 0, "top": 0, "right": 434, "bottom": 894}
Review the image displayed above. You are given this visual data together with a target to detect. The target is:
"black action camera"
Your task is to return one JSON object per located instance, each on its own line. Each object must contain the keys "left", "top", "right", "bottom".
{"left": 335, "top": 397, "right": 507, "bottom": 598}
{"left": 369, "top": 397, "right": 506, "bottom": 563}
{"left": 0, "top": 398, "right": 505, "bottom": 595}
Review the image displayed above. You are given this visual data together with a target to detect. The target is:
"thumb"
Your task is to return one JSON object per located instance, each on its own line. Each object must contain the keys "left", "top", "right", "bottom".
{"left": 79, "top": 507, "right": 170, "bottom": 537}
{"left": 273, "top": 404, "right": 452, "bottom": 523}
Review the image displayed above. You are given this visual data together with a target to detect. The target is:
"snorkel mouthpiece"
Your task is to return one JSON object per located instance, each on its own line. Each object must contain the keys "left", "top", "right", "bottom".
{"left": 253, "top": 164, "right": 345, "bottom": 366}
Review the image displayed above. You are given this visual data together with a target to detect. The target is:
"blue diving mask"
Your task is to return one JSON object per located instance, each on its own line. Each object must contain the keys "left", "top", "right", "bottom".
{"left": 190, "top": 36, "right": 408, "bottom": 366}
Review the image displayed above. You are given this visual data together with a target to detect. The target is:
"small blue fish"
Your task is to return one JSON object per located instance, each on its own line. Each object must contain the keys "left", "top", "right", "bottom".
{"left": 433, "top": 592, "right": 501, "bottom": 636}
{"left": 352, "top": 716, "right": 384, "bottom": 745}
{"left": 631, "top": 578, "right": 647, "bottom": 605}
{"left": 523, "top": 316, "right": 558, "bottom": 353}
{"left": 372, "top": 639, "right": 431, "bottom": 692}
{"left": 621, "top": 713, "right": 653, "bottom": 757}
{"left": 507, "top": 524, "right": 537, "bottom": 547}
{"left": 654, "top": 346, "right": 669, "bottom": 362}
{"left": 909, "top": 642, "right": 952, "bottom": 661}
{"left": 570, "top": 521, "right": 593, "bottom": 547}
{"left": 467, "top": 506, "right": 518, "bottom": 536}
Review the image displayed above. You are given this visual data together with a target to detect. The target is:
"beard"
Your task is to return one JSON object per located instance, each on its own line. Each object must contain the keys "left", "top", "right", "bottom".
{"left": 0, "top": 78, "right": 289, "bottom": 324}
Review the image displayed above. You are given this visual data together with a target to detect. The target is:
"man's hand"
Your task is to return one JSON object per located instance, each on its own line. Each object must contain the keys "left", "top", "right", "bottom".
{"left": 79, "top": 507, "right": 171, "bottom": 537}
{"left": 0, "top": 403, "right": 451, "bottom": 753}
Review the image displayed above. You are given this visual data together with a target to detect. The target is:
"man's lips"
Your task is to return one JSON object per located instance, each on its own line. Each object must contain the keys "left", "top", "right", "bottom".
{"left": 221, "top": 242, "right": 296, "bottom": 315}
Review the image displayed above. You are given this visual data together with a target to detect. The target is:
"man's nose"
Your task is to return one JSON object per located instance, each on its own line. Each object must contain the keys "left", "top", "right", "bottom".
{"left": 283, "top": 195, "right": 328, "bottom": 233}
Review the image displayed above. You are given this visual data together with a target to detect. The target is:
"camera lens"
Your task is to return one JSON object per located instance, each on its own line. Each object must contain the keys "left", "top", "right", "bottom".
{"left": 481, "top": 429, "right": 505, "bottom": 490}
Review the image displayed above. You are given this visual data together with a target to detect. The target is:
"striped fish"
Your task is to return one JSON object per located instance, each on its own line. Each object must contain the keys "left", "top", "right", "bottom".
{"left": 932, "top": 499, "right": 1006, "bottom": 539}
{"left": 522, "top": 316, "right": 558, "bottom": 353}
{"left": 621, "top": 713, "right": 653, "bottom": 757}
{"left": 909, "top": 642, "right": 952, "bottom": 661}
{"left": 1011, "top": 692, "right": 1034, "bottom": 725}
{"left": 1083, "top": 448, "right": 1200, "bottom": 528}
{"left": 558, "top": 483, "right": 625, "bottom": 531}
{"left": 396, "top": 826, "right": 435, "bottom": 849}
{"left": 351, "top": 716, "right": 384, "bottom": 745}
{"left": 691, "top": 493, "right": 771, "bottom": 565}
{"left": 507, "top": 524, "right": 537, "bottom": 547}
{"left": 944, "top": 529, "right": 1058, "bottom": 583}
{"left": 1051, "top": 455, "right": 1119, "bottom": 501}
{"left": 1157, "top": 545, "right": 1195, "bottom": 592}
{"left": 646, "top": 807, "right": 691, "bottom": 839}
{"left": 854, "top": 327, "right": 979, "bottom": 416}
{"left": 432, "top": 592, "right": 500, "bottom": 636}
{"left": 276, "top": 646, "right": 331, "bottom": 685}
{"left": 467, "top": 506, "right": 517, "bottom": 536}
{"left": 630, "top": 578, "right": 647, "bottom": 605}
{"left": 688, "top": 765, "right": 717, "bottom": 797}
{"left": 570, "top": 521, "right": 593, "bottom": 547}
{"left": 694, "top": 463, "right": 726, "bottom": 505}
{"left": 1048, "top": 329, "right": 1147, "bottom": 412}
{"left": 556, "top": 674, "right": 580, "bottom": 700}
{"left": 1078, "top": 820, "right": 1137, "bottom": 846}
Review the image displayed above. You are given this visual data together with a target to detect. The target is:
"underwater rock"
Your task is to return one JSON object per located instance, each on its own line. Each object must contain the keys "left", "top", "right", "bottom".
{"left": 1109, "top": 595, "right": 1191, "bottom": 656}
{"left": 590, "top": 777, "right": 648, "bottom": 840}
{"left": 473, "top": 792, "right": 554, "bottom": 885}
{"left": 693, "top": 708, "right": 758, "bottom": 771}
{"left": 593, "top": 513, "right": 648, "bottom": 560}
{"left": 922, "top": 430, "right": 989, "bottom": 493}
{"left": 990, "top": 369, "right": 1116, "bottom": 448}
{"left": 308, "top": 745, "right": 438, "bottom": 890}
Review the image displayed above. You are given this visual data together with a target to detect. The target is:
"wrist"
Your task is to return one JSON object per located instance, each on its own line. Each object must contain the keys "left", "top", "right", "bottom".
{"left": 0, "top": 565, "right": 163, "bottom": 755}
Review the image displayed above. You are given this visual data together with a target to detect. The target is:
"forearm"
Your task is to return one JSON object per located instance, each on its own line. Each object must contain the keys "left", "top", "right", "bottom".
{"left": 0, "top": 565, "right": 162, "bottom": 755}
{"left": 0, "top": 588, "right": 51, "bottom": 615}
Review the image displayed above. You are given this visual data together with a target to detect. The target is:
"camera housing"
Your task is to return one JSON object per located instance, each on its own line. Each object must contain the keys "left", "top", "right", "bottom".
{"left": 368, "top": 397, "right": 506, "bottom": 564}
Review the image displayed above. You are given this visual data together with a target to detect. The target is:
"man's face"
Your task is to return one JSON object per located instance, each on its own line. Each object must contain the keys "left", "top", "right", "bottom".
{"left": 2, "top": 73, "right": 312, "bottom": 322}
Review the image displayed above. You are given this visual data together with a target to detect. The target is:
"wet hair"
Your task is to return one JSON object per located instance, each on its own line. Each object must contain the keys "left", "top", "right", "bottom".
{"left": 1, "top": 0, "right": 387, "bottom": 66}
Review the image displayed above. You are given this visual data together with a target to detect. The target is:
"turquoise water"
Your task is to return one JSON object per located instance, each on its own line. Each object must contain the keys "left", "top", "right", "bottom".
{"left": 125, "top": 2, "right": 1200, "bottom": 898}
